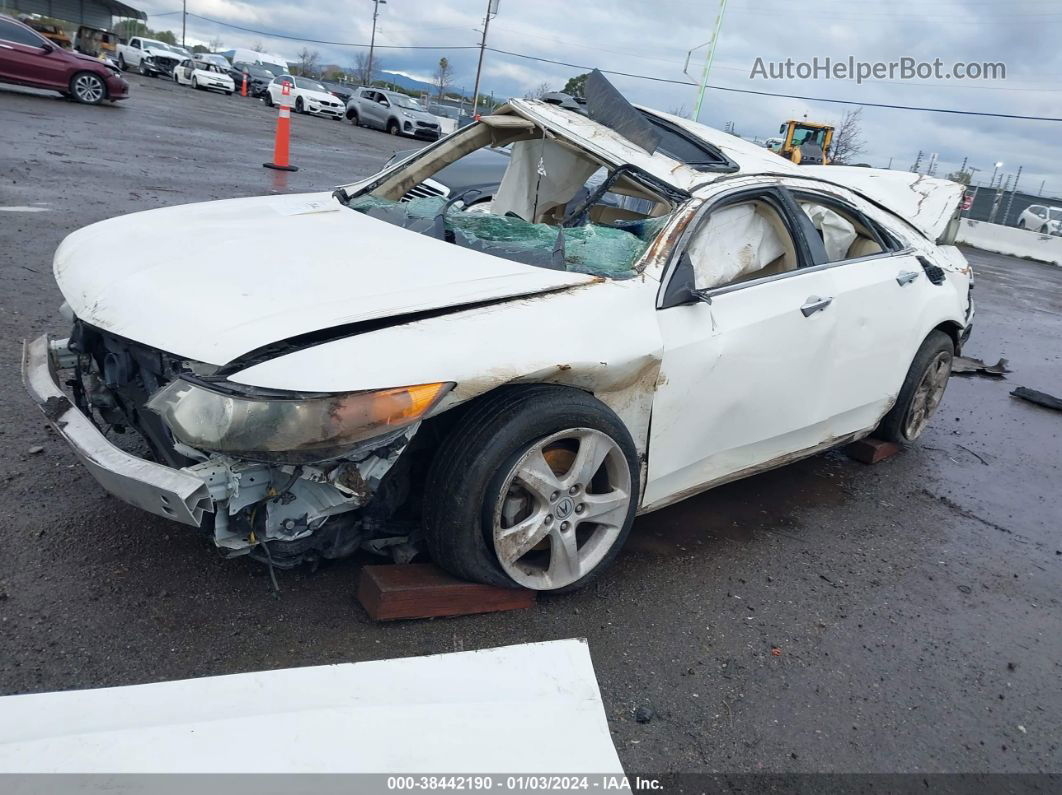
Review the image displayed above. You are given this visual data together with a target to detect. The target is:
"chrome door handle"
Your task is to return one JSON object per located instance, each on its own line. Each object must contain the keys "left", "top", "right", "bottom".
{"left": 800, "top": 296, "right": 833, "bottom": 317}
{"left": 896, "top": 271, "right": 920, "bottom": 286}
{"left": 0, "top": 44, "right": 14, "bottom": 50}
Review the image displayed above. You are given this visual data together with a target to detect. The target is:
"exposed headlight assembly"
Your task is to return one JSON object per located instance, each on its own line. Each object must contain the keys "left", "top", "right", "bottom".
{"left": 147, "top": 379, "right": 452, "bottom": 463}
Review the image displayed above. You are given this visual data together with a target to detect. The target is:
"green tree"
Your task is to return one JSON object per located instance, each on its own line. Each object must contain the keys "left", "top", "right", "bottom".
{"left": 946, "top": 169, "right": 973, "bottom": 185}
{"left": 562, "top": 72, "right": 589, "bottom": 97}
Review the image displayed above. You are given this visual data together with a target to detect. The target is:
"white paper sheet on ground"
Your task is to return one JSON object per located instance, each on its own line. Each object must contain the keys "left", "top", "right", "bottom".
{"left": 490, "top": 138, "right": 599, "bottom": 222}
{"left": 0, "top": 639, "right": 622, "bottom": 774}
{"left": 689, "top": 202, "right": 786, "bottom": 289}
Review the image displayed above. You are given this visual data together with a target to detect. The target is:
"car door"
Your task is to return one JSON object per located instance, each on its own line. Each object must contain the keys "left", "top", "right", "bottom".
{"left": 128, "top": 38, "right": 141, "bottom": 66}
{"left": 360, "top": 90, "right": 381, "bottom": 127}
{"left": 643, "top": 184, "right": 840, "bottom": 509}
{"left": 788, "top": 184, "right": 930, "bottom": 436}
{"left": 0, "top": 19, "right": 65, "bottom": 88}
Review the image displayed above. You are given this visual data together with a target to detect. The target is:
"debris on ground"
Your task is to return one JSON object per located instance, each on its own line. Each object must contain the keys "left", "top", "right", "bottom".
{"left": 633, "top": 705, "right": 655, "bottom": 724}
{"left": 1010, "top": 386, "right": 1062, "bottom": 413}
{"left": 952, "top": 356, "right": 1010, "bottom": 378}
{"left": 27, "top": 445, "right": 44, "bottom": 455}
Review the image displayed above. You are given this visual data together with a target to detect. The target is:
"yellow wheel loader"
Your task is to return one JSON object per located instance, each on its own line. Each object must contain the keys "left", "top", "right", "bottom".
{"left": 773, "top": 120, "right": 834, "bottom": 165}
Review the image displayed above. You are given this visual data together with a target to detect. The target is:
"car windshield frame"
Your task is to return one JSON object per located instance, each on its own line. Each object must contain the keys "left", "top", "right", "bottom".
{"left": 390, "top": 94, "right": 425, "bottom": 112}
{"left": 295, "top": 77, "right": 327, "bottom": 92}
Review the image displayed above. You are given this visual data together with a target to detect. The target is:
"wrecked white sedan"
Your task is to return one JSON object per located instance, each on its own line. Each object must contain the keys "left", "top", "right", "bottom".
{"left": 24, "top": 74, "right": 973, "bottom": 592}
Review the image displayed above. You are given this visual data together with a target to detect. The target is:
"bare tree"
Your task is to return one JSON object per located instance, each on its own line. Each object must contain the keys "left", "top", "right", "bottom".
{"left": 252, "top": 40, "right": 265, "bottom": 53}
{"left": 433, "top": 57, "right": 453, "bottom": 102}
{"left": 668, "top": 104, "right": 690, "bottom": 118}
{"left": 293, "top": 48, "right": 321, "bottom": 77}
{"left": 353, "top": 51, "right": 382, "bottom": 86}
{"left": 523, "top": 82, "right": 551, "bottom": 100}
{"left": 829, "top": 107, "right": 866, "bottom": 165}
{"left": 208, "top": 35, "right": 223, "bottom": 53}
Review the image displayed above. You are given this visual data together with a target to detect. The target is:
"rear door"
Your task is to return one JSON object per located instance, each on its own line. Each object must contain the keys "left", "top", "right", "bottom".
{"left": 786, "top": 182, "right": 927, "bottom": 434}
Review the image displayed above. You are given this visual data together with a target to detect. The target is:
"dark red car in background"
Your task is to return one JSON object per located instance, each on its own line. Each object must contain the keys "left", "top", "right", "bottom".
{"left": 0, "top": 14, "right": 127, "bottom": 104}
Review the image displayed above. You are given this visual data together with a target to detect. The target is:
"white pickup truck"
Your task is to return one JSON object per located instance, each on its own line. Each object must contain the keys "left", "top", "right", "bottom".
{"left": 116, "top": 37, "right": 182, "bottom": 76}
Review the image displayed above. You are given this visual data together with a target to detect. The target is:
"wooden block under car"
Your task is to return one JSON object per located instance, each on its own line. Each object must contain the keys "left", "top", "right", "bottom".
{"left": 358, "top": 563, "right": 536, "bottom": 621}
{"left": 845, "top": 437, "right": 900, "bottom": 465}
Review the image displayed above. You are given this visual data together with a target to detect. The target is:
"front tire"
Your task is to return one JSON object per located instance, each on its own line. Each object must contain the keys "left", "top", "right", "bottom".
{"left": 877, "top": 331, "right": 954, "bottom": 443}
{"left": 387, "top": 119, "right": 400, "bottom": 136}
{"left": 347, "top": 110, "right": 359, "bottom": 126}
{"left": 263, "top": 91, "right": 273, "bottom": 107}
{"left": 117, "top": 54, "right": 126, "bottom": 71}
{"left": 70, "top": 72, "right": 106, "bottom": 105}
{"left": 1018, "top": 219, "right": 1026, "bottom": 229}
{"left": 295, "top": 97, "right": 304, "bottom": 113}
{"left": 424, "top": 386, "right": 639, "bottom": 592}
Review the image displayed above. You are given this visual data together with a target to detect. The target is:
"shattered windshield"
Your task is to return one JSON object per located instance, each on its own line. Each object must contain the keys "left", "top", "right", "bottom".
{"left": 347, "top": 195, "right": 667, "bottom": 279}
{"left": 341, "top": 114, "right": 678, "bottom": 279}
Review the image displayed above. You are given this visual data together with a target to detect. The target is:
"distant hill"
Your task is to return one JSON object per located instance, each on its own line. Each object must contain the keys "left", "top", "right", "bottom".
{"left": 377, "top": 70, "right": 438, "bottom": 94}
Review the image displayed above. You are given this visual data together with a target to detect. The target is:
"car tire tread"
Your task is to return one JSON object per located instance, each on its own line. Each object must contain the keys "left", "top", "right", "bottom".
{"left": 876, "top": 330, "right": 954, "bottom": 443}
{"left": 423, "top": 385, "right": 639, "bottom": 591}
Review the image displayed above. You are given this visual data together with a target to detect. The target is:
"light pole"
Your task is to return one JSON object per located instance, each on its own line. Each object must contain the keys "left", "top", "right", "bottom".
{"left": 989, "top": 161, "right": 1003, "bottom": 188}
{"left": 472, "top": 0, "right": 499, "bottom": 118}
{"left": 366, "top": 0, "right": 386, "bottom": 87}
{"left": 683, "top": 0, "right": 729, "bottom": 122}
{"left": 181, "top": 0, "right": 186, "bottom": 48}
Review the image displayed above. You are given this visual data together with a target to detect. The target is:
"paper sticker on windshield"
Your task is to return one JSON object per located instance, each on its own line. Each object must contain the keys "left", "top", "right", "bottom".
{"left": 274, "top": 199, "right": 339, "bottom": 216}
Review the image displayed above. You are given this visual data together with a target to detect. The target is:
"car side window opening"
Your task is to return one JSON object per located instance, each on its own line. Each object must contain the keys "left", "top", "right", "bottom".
{"left": 1, "top": 20, "right": 47, "bottom": 47}
{"left": 342, "top": 116, "right": 676, "bottom": 279}
{"left": 796, "top": 198, "right": 884, "bottom": 262}
{"left": 686, "top": 198, "right": 799, "bottom": 291}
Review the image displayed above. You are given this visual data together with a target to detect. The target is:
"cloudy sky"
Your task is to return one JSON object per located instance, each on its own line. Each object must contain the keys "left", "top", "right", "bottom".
{"left": 140, "top": 0, "right": 1059, "bottom": 196}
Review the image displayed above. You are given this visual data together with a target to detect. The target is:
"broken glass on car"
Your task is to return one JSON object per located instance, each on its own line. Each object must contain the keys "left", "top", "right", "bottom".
{"left": 341, "top": 112, "right": 677, "bottom": 279}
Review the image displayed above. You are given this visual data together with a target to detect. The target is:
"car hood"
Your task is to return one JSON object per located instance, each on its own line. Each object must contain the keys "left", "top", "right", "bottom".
{"left": 302, "top": 89, "right": 338, "bottom": 102}
{"left": 54, "top": 192, "right": 594, "bottom": 366}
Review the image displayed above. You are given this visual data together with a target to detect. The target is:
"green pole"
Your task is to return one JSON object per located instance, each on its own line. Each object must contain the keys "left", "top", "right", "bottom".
{"left": 693, "top": 0, "right": 728, "bottom": 123}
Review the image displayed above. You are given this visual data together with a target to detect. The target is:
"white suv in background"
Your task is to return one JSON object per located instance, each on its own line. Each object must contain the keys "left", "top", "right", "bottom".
{"left": 1017, "top": 204, "right": 1062, "bottom": 235}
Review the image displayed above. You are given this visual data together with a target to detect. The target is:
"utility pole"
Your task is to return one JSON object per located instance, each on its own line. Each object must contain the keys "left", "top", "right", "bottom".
{"left": 472, "top": 0, "right": 498, "bottom": 117}
{"left": 683, "top": 0, "right": 729, "bottom": 123}
{"left": 182, "top": 0, "right": 186, "bottom": 48}
{"left": 366, "top": 0, "right": 386, "bottom": 88}
{"left": 1039, "top": 179, "right": 1045, "bottom": 195}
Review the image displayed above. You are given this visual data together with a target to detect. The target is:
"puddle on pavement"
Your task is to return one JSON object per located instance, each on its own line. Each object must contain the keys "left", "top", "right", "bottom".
{"left": 627, "top": 452, "right": 853, "bottom": 558}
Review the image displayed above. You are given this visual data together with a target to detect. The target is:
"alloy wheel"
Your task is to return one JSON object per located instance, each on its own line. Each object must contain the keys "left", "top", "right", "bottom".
{"left": 903, "top": 350, "right": 952, "bottom": 439}
{"left": 492, "top": 428, "right": 632, "bottom": 590}
{"left": 72, "top": 74, "right": 105, "bottom": 104}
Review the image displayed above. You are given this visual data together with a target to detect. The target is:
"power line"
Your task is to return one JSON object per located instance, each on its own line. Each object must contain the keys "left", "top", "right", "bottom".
{"left": 177, "top": 12, "right": 1062, "bottom": 123}
{"left": 484, "top": 47, "right": 1062, "bottom": 122}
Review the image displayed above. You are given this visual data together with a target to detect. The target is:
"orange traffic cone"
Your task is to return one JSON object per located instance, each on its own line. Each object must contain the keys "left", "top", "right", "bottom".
{"left": 240, "top": 72, "right": 248, "bottom": 97}
{"left": 263, "top": 85, "right": 298, "bottom": 172}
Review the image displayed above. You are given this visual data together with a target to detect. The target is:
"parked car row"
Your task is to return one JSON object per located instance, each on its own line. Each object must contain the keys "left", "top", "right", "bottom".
{"left": 2, "top": 13, "right": 463, "bottom": 140}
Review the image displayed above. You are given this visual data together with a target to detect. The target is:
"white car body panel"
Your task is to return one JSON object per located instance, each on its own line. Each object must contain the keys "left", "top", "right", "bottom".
{"left": 174, "top": 62, "right": 234, "bottom": 92}
{"left": 54, "top": 192, "right": 595, "bottom": 365}
{"left": 32, "top": 97, "right": 973, "bottom": 573}
{"left": 0, "top": 639, "right": 623, "bottom": 774}
{"left": 797, "top": 166, "right": 964, "bottom": 241}
{"left": 268, "top": 81, "right": 344, "bottom": 117}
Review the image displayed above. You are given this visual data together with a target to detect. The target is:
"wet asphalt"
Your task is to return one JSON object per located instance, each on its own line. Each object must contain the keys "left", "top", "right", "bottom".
{"left": 0, "top": 74, "right": 1059, "bottom": 775}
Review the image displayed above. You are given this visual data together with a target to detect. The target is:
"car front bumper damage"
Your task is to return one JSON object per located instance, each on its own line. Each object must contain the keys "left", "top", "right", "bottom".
{"left": 22, "top": 334, "right": 411, "bottom": 565}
